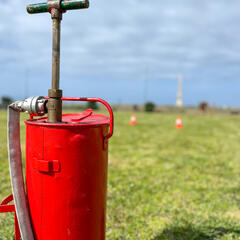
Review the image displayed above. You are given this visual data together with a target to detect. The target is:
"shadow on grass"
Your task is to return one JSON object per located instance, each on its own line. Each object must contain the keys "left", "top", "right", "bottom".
{"left": 152, "top": 226, "right": 240, "bottom": 240}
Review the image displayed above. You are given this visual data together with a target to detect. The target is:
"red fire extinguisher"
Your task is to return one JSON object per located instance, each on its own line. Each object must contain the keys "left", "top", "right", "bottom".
{"left": 0, "top": 1, "right": 114, "bottom": 240}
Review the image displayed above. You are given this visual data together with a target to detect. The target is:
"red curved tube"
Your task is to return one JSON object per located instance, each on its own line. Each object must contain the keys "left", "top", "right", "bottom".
{"left": 44, "top": 97, "right": 114, "bottom": 140}
{"left": 62, "top": 97, "right": 114, "bottom": 140}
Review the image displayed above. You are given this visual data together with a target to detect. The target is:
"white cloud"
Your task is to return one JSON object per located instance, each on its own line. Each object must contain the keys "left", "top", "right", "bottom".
{"left": 0, "top": 0, "right": 240, "bottom": 105}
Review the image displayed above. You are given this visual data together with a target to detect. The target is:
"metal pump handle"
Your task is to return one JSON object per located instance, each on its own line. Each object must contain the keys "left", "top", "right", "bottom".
{"left": 27, "top": 0, "right": 90, "bottom": 123}
{"left": 27, "top": 0, "right": 89, "bottom": 14}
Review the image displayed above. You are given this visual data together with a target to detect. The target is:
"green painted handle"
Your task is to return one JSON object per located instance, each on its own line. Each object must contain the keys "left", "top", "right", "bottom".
{"left": 27, "top": 0, "right": 89, "bottom": 14}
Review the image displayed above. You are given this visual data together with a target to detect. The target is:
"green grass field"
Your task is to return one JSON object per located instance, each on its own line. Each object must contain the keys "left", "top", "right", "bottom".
{"left": 1, "top": 110, "right": 240, "bottom": 239}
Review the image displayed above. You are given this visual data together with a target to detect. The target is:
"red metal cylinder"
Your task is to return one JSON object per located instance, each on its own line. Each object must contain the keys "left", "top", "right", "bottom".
{"left": 25, "top": 112, "right": 110, "bottom": 240}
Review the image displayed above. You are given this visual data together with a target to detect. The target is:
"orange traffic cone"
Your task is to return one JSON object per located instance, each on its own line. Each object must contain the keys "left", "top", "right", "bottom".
{"left": 175, "top": 116, "right": 183, "bottom": 129}
{"left": 130, "top": 114, "right": 137, "bottom": 126}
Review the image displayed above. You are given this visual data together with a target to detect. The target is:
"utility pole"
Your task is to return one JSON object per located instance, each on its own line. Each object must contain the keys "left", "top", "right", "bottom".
{"left": 176, "top": 74, "right": 183, "bottom": 107}
{"left": 143, "top": 67, "right": 149, "bottom": 103}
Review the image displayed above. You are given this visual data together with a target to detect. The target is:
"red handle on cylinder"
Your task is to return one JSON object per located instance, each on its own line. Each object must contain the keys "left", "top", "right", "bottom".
{"left": 61, "top": 97, "right": 114, "bottom": 140}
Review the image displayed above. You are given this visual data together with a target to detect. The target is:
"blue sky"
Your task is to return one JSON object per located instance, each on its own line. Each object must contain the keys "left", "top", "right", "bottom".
{"left": 0, "top": 0, "right": 240, "bottom": 106}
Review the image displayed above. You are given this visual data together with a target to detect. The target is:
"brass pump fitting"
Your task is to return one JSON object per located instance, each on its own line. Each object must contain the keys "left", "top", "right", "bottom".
{"left": 48, "top": 89, "right": 62, "bottom": 98}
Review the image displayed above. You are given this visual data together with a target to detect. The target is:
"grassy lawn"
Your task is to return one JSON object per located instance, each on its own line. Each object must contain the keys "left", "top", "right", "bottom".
{"left": 1, "top": 110, "right": 240, "bottom": 239}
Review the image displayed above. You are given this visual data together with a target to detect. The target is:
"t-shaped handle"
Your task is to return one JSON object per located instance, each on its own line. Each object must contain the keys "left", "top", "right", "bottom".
{"left": 27, "top": 0, "right": 89, "bottom": 14}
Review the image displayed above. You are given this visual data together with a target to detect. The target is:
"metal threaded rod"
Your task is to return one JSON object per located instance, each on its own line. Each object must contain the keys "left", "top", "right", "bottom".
{"left": 27, "top": 0, "right": 89, "bottom": 14}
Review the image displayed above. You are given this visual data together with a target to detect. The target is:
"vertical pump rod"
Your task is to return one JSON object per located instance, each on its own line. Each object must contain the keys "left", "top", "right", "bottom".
{"left": 48, "top": 5, "right": 63, "bottom": 123}
{"left": 52, "top": 18, "right": 61, "bottom": 90}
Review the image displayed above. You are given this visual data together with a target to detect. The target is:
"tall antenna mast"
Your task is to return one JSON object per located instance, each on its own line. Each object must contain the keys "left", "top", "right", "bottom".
{"left": 176, "top": 74, "right": 183, "bottom": 107}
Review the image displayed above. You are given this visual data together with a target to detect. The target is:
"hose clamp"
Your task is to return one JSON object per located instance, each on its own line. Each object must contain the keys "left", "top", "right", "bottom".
{"left": 10, "top": 97, "right": 48, "bottom": 116}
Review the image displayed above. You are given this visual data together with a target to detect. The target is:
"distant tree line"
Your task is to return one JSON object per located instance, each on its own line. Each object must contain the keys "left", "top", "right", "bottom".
{"left": 199, "top": 102, "right": 208, "bottom": 112}
{"left": 145, "top": 102, "right": 155, "bottom": 112}
{"left": 86, "top": 101, "right": 99, "bottom": 110}
{"left": 0, "top": 96, "right": 13, "bottom": 109}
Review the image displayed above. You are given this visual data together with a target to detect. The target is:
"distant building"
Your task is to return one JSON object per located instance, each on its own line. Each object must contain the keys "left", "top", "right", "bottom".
{"left": 176, "top": 74, "right": 183, "bottom": 107}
